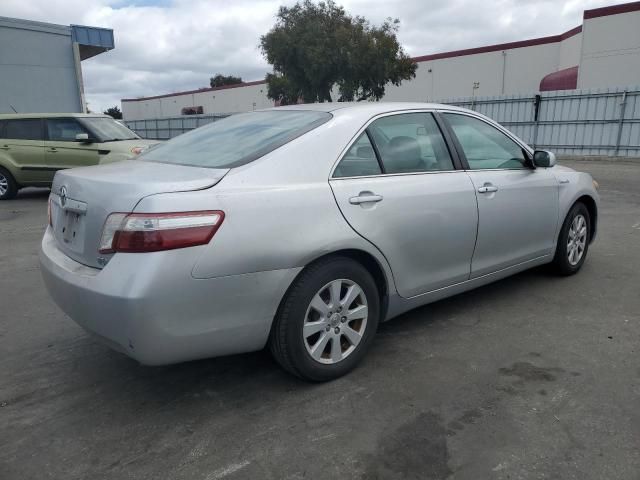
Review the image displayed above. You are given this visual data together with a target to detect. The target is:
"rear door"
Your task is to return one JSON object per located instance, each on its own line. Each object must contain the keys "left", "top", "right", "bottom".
{"left": 1, "top": 119, "right": 47, "bottom": 183}
{"left": 329, "top": 111, "right": 478, "bottom": 298}
{"left": 44, "top": 118, "right": 100, "bottom": 170}
{"left": 441, "top": 112, "right": 559, "bottom": 277}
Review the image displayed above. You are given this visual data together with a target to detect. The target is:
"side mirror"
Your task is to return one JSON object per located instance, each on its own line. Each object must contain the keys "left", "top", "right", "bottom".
{"left": 75, "top": 133, "right": 91, "bottom": 143}
{"left": 533, "top": 150, "right": 556, "bottom": 168}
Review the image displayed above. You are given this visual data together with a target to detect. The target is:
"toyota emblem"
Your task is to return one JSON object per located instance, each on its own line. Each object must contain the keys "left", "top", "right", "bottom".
{"left": 60, "top": 186, "right": 67, "bottom": 207}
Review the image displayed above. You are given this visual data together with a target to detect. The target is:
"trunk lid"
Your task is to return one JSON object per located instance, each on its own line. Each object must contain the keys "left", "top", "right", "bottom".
{"left": 49, "top": 160, "right": 228, "bottom": 269}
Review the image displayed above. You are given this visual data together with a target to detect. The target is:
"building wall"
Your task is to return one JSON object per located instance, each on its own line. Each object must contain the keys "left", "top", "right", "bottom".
{"left": 121, "top": 2, "right": 640, "bottom": 121}
{"left": 122, "top": 83, "right": 273, "bottom": 120}
{"left": 578, "top": 9, "right": 640, "bottom": 89}
{"left": 558, "top": 31, "right": 582, "bottom": 69}
{"left": 0, "top": 17, "right": 82, "bottom": 114}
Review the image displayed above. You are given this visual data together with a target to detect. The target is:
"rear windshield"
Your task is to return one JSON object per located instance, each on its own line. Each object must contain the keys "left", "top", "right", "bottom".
{"left": 139, "top": 110, "right": 332, "bottom": 168}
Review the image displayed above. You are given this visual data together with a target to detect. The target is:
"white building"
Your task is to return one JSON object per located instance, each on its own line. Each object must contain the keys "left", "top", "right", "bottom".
{"left": 122, "top": 1, "right": 640, "bottom": 121}
{"left": 0, "top": 16, "right": 114, "bottom": 114}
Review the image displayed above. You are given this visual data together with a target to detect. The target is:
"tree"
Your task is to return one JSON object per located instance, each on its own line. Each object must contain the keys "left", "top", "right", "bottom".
{"left": 210, "top": 73, "right": 243, "bottom": 88}
{"left": 260, "top": 0, "right": 416, "bottom": 104}
{"left": 103, "top": 106, "right": 122, "bottom": 119}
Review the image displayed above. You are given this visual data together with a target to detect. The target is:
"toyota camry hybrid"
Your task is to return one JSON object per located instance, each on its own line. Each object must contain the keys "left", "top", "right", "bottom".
{"left": 39, "top": 103, "right": 599, "bottom": 381}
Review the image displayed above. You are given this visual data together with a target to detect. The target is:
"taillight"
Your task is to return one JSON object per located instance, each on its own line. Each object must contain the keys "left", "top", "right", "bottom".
{"left": 98, "top": 211, "right": 224, "bottom": 254}
{"left": 48, "top": 197, "right": 53, "bottom": 227}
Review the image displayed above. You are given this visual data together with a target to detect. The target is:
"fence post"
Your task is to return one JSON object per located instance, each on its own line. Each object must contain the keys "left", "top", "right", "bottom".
{"left": 532, "top": 94, "right": 542, "bottom": 149}
{"left": 614, "top": 90, "right": 628, "bottom": 156}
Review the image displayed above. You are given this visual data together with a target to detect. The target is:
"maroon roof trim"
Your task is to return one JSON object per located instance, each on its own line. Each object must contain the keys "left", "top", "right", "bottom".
{"left": 412, "top": 26, "right": 581, "bottom": 63}
{"left": 121, "top": 79, "right": 267, "bottom": 102}
{"left": 584, "top": 1, "right": 640, "bottom": 19}
{"left": 539, "top": 65, "right": 579, "bottom": 91}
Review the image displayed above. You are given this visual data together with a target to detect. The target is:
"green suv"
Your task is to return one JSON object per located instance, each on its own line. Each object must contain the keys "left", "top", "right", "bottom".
{"left": 0, "top": 113, "right": 160, "bottom": 200}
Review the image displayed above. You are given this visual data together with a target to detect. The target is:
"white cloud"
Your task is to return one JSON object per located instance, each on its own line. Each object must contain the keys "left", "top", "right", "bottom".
{"left": 0, "top": 0, "right": 618, "bottom": 112}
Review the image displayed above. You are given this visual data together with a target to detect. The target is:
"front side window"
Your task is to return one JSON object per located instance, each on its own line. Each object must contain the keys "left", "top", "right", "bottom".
{"left": 4, "top": 119, "right": 43, "bottom": 141}
{"left": 140, "top": 110, "right": 332, "bottom": 169}
{"left": 444, "top": 113, "right": 527, "bottom": 170}
{"left": 369, "top": 113, "right": 454, "bottom": 174}
{"left": 46, "top": 119, "right": 89, "bottom": 142}
{"left": 333, "top": 133, "right": 382, "bottom": 178}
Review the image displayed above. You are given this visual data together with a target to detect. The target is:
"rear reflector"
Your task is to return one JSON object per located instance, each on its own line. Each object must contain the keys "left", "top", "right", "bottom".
{"left": 99, "top": 211, "right": 224, "bottom": 254}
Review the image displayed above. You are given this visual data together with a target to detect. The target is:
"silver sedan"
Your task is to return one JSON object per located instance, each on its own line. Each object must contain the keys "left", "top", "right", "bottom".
{"left": 39, "top": 103, "right": 599, "bottom": 381}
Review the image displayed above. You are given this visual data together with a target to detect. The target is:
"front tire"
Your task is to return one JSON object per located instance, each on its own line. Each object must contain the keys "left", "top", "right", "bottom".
{"left": 0, "top": 167, "right": 18, "bottom": 200}
{"left": 551, "top": 202, "right": 591, "bottom": 275}
{"left": 269, "top": 256, "right": 380, "bottom": 381}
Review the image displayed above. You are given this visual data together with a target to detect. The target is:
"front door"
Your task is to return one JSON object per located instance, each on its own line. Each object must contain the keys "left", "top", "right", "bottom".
{"left": 44, "top": 118, "right": 100, "bottom": 171}
{"left": 442, "top": 112, "right": 559, "bottom": 278}
{"left": 330, "top": 112, "right": 478, "bottom": 298}
{"left": 1, "top": 118, "right": 47, "bottom": 184}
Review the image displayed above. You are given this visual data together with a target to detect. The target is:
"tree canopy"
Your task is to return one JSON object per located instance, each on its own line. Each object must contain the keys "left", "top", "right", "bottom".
{"left": 210, "top": 74, "right": 243, "bottom": 88}
{"left": 103, "top": 106, "right": 122, "bottom": 119}
{"left": 260, "top": 0, "right": 417, "bottom": 104}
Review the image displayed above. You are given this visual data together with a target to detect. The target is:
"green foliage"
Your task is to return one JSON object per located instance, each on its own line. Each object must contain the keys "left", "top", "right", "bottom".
{"left": 260, "top": 0, "right": 417, "bottom": 104}
{"left": 103, "top": 106, "right": 122, "bottom": 119}
{"left": 210, "top": 74, "right": 243, "bottom": 88}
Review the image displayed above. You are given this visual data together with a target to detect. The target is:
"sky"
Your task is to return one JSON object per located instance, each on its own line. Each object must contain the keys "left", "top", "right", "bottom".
{"left": 0, "top": 0, "right": 621, "bottom": 113}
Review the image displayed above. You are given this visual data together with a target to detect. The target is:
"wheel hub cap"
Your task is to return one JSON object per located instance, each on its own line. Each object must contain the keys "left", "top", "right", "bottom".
{"left": 303, "top": 278, "right": 369, "bottom": 365}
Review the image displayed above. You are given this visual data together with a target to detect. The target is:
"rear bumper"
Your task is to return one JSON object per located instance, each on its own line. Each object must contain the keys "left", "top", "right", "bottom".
{"left": 39, "top": 227, "right": 300, "bottom": 365}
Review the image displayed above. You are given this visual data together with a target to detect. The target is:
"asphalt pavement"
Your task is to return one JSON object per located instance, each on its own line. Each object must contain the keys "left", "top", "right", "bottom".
{"left": 1, "top": 159, "right": 638, "bottom": 479}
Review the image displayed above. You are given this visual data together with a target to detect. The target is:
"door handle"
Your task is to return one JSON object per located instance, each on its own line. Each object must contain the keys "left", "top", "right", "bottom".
{"left": 0, "top": 145, "right": 9, "bottom": 150}
{"left": 349, "top": 193, "right": 383, "bottom": 205}
{"left": 559, "top": 179, "right": 570, "bottom": 184}
{"left": 478, "top": 184, "right": 498, "bottom": 194}
{"left": 47, "top": 148, "right": 58, "bottom": 153}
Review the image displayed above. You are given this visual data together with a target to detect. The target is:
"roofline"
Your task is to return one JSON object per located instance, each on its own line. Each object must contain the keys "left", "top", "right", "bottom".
{"left": 584, "top": 1, "right": 640, "bottom": 19}
{"left": 412, "top": 25, "right": 581, "bottom": 63}
{"left": 121, "top": 79, "right": 268, "bottom": 102}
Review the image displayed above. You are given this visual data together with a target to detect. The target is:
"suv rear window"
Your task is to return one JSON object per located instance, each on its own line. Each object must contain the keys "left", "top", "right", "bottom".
{"left": 140, "top": 110, "right": 332, "bottom": 168}
{"left": 3, "top": 119, "right": 43, "bottom": 141}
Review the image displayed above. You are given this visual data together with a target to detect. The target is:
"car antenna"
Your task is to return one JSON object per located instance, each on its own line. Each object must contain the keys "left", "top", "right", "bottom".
{"left": 9, "top": 104, "right": 18, "bottom": 113}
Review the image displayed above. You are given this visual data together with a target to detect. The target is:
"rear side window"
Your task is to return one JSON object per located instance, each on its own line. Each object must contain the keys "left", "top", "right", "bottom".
{"left": 4, "top": 119, "right": 43, "bottom": 141}
{"left": 140, "top": 111, "right": 332, "bottom": 168}
{"left": 333, "top": 133, "right": 382, "bottom": 178}
{"left": 370, "top": 113, "right": 454, "bottom": 174}
{"left": 46, "top": 118, "right": 89, "bottom": 142}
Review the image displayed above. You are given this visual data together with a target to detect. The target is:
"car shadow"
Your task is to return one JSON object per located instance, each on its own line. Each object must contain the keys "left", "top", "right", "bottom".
{"left": 63, "top": 264, "right": 560, "bottom": 401}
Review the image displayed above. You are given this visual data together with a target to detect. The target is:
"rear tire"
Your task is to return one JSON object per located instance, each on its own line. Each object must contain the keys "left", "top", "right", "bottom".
{"left": 0, "top": 167, "right": 18, "bottom": 200}
{"left": 269, "top": 256, "right": 380, "bottom": 381}
{"left": 551, "top": 202, "right": 590, "bottom": 275}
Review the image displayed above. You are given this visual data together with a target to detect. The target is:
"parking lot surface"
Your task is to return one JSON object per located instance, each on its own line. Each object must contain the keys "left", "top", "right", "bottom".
{"left": 1, "top": 159, "right": 639, "bottom": 480}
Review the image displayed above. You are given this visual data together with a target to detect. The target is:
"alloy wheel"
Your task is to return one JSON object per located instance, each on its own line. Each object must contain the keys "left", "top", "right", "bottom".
{"left": 0, "top": 173, "right": 8, "bottom": 196}
{"left": 567, "top": 214, "right": 587, "bottom": 266}
{"left": 303, "top": 279, "right": 368, "bottom": 364}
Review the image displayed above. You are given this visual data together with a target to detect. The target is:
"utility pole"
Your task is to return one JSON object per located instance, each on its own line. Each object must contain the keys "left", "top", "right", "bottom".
{"left": 471, "top": 82, "right": 480, "bottom": 110}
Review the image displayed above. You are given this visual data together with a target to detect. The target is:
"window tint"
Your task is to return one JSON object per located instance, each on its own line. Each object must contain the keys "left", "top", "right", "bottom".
{"left": 333, "top": 133, "right": 382, "bottom": 178}
{"left": 369, "top": 113, "right": 453, "bottom": 174}
{"left": 141, "top": 111, "right": 332, "bottom": 169}
{"left": 47, "top": 119, "right": 89, "bottom": 142}
{"left": 0, "top": 121, "right": 6, "bottom": 138}
{"left": 444, "top": 113, "right": 527, "bottom": 170}
{"left": 4, "top": 119, "right": 43, "bottom": 141}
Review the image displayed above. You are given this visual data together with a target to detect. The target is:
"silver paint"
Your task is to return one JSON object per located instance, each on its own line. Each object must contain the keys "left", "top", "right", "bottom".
{"left": 39, "top": 102, "right": 600, "bottom": 366}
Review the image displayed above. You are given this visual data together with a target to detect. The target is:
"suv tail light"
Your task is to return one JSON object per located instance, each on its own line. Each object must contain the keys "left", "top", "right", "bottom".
{"left": 99, "top": 211, "right": 224, "bottom": 254}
